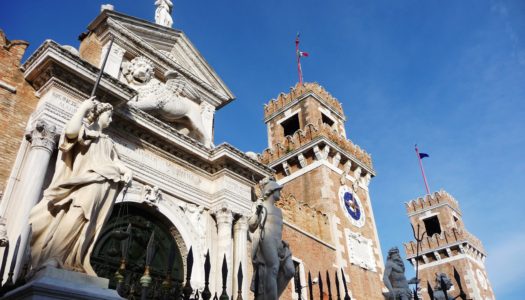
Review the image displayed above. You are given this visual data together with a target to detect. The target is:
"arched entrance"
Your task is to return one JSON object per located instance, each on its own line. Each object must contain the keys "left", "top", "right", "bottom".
{"left": 91, "top": 203, "right": 185, "bottom": 296}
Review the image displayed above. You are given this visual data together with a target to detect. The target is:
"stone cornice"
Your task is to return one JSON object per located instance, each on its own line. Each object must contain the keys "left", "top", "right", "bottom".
{"left": 113, "top": 106, "right": 271, "bottom": 182}
{"left": 23, "top": 40, "right": 136, "bottom": 102}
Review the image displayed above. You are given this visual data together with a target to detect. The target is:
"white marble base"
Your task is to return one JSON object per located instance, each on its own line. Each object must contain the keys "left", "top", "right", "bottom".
{"left": 3, "top": 267, "right": 123, "bottom": 300}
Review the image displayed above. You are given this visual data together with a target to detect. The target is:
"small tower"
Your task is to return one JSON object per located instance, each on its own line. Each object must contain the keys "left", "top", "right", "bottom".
{"left": 261, "top": 82, "right": 384, "bottom": 299}
{"left": 404, "top": 191, "right": 496, "bottom": 300}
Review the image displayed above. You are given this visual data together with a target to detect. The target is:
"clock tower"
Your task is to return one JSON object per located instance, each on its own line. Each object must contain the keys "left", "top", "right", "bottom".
{"left": 260, "top": 82, "right": 385, "bottom": 299}
{"left": 404, "top": 190, "right": 496, "bottom": 300}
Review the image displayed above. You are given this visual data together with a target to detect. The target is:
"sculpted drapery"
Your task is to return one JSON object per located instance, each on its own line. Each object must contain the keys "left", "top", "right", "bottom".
{"left": 29, "top": 98, "right": 132, "bottom": 275}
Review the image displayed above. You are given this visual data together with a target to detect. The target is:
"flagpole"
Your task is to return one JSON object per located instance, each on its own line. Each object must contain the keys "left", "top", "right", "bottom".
{"left": 415, "top": 144, "right": 431, "bottom": 195}
{"left": 296, "top": 34, "right": 303, "bottom": 84}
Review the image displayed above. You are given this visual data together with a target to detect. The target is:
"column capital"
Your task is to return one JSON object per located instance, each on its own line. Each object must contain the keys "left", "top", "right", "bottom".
{"left": 233, "top": 215, "right": 249, "bottom": 232}
{"left": 25, "top": 120, "right": 58, "bottom": 152}
{"left": 211, "top": 204, "right": 233, "bottom": 225}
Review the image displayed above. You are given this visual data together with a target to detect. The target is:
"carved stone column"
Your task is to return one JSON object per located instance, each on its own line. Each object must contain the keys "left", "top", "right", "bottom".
{"left": 9, "top": 120, "right": 58, "bottom": 278}
{"left": 232, "top": 215, "right": 249, "bottom": 300}
{"left": 212, "top": 205, "right": 233, "bottom": 296}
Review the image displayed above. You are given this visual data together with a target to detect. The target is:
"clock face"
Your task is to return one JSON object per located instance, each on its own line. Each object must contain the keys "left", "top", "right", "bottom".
{"left": 339, "top": 185, "right": 365, "bottom": 227}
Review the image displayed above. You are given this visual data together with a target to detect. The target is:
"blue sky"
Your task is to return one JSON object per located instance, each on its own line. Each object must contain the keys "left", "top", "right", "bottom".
{"left": 2, "top": 0, "right": 524, "bottom": 298}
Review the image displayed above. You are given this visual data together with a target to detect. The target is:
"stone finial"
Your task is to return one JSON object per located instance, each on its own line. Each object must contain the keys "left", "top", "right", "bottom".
{"left": 155, "top": 0, "right": 174, "bottom": 27}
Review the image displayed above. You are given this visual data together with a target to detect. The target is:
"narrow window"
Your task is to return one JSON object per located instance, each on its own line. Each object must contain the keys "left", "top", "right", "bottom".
{"left": 321, "top": 113, "right": 334, "bottom": 127}
{"left": 423, "top": 216, "right": 441, "bottom": 236}
{"left": 281, "top": 114, "right": 300, "bottom": 136}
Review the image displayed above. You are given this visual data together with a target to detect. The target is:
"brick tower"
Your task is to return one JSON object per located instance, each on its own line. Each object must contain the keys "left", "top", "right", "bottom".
{"left": 260, "top": 82, "right": 385, "bottom": 299}
{"left": 404, "top": 190, "right": 496, "bottom": 300}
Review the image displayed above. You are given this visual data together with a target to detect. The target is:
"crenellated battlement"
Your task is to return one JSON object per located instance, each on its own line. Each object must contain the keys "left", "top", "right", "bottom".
{"left": 404, "top": 189, "right": 460, "bottom": 214}
{"left": 404, "top": 227, "right": 485, "bottom": 258}
{"left": 258, "top": 120, "right": 373, "bottom": 169}
{"left": 264, "top": 82, "right": 345, "bottom": 120}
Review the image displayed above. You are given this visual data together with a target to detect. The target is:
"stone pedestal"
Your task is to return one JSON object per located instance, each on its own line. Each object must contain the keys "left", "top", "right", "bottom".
{"left": 3, "top": 267, "right": 123, "bottom": 300}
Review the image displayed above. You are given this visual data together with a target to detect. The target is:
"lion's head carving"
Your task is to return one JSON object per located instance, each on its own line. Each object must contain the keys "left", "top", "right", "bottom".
{"left": 122, "top": 56, "right": 155, "bottom": 85}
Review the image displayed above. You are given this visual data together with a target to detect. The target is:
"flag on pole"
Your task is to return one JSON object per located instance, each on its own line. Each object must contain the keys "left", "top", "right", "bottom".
{"left": 415, "top": 145, "right": 431, "bottom": 195}
{"left": 295, "top": 33, "right": 309, "bottom": 84}
{"left": 418, "top": 152, "right": 429, "bottom": 159}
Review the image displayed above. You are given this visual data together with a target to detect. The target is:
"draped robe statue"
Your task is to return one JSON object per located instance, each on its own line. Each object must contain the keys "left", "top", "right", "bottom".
{"left": 249, "top": 178, "right": 294, "bottom": 300}
{"left": 29, "top": 98, "right": 132, "bottom": 275}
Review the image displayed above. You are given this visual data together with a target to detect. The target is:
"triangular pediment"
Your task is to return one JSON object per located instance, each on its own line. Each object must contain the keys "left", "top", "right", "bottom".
{"left": 88, "top": 10, "right": 234, "bottom": 108}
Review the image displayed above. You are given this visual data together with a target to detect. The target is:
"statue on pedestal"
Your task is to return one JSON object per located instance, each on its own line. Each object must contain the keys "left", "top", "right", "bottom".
{"left": 155, "top": 0, "right": 173, "bottom": 27}
{"left": 383, "top": 247, "right": 419, "bottom": 300}
{"left": 29, "top": 97, "right": 132, "bottom": 276}
{"left": 249, "top": 177, "right": 294, "bottom": 300}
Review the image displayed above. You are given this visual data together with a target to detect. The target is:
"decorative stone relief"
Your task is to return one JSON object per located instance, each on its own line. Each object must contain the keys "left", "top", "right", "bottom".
{"left": 123, "top": 56, "right": 211, "bottom": 147}
{"left": 322, "top": 145, "right": 330, "bottom": 160}
{"left": 282, "top": 161, "right": 291, "bottom": 176}
{"left": 313, "top": 146, "right": 323, "bottom": 161}
{"left": 345, "top": 229, "right": 376, "bottom": 272}
{"left": 0, "top": 217, "right": 8, "bottom": 247}
{"left": 332, "top": 152, "right": 341, "bottom": 167}
{"left": 101, "top": 42, "right": 126, "bottom": 78}
{"left": 180, "top": 202, "right": 207, "bottom": 255}
{"left": 354, "top": 167, "right": 362, "bottom": 182}
{"left": 25, "top": 119, "right": 58, "bottom": 152}
{"left": 297, "top": 153, "right": 307, "bottom": 168}
{"left": 143, "top": 185, "right": 162, "bottom": 207}
{"left": 477, "top": 269, "right": 488, "bottom": 290}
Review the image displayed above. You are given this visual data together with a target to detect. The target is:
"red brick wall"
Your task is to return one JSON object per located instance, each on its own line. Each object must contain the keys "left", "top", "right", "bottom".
{"left": 0, "top": 29, "right": 37, "bottom": 195}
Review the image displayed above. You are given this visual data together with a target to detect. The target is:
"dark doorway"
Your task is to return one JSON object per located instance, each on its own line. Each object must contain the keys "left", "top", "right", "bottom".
{"left": 91, "top": 203, "right": 184, "bottom": 291}
{"left": 423, "top": 216, "right": 442, "bottom": 236}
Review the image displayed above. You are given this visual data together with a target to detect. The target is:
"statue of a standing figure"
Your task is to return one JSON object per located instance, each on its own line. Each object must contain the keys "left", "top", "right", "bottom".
{"left": 155, "top": 0, "right": 173, "bottom": 27}
{"left": 249, "top": 178, "right": 294, "bottom": 300}
{"left": 29, "top": 97, "right": 132, "bottom": 275}
{"left": 383, "top": 247, "right": 419, "bottom": 300}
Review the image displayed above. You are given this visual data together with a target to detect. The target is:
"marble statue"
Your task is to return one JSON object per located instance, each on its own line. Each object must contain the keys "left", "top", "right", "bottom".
{"left": 122, "top": 56, "right": 211, "bottom": 147}
{"left": 155, "top": 0, "right": 173, "bottom": 27}
{"left": 383, "top": 247, "right": 419, "bottom": 300}
{"left": 432, "top": 273, "right": 453, "bottom": 300}
{"left": 248, "top": 177, "right": 294, "bottom": 300}
{"left": 29, "top": 97, "right": 132, "bottom": 275}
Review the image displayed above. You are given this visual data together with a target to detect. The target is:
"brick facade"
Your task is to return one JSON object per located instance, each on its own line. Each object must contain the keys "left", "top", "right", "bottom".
{"left": 263, "top": 83, "right": 384, "bottom": 299}
{"left": 0, "top": 29, "right": 37, "bottom": 197}
{"left": 403, "top": 191, "right": 496, "bottom": 300}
